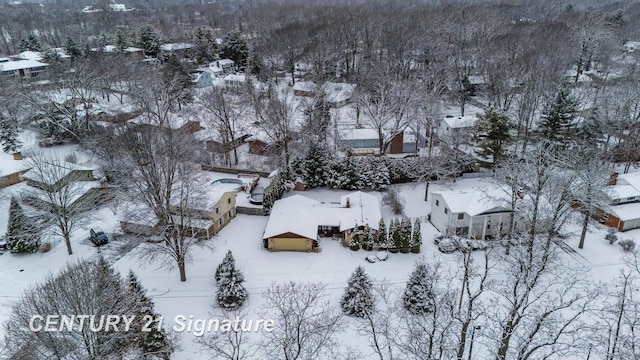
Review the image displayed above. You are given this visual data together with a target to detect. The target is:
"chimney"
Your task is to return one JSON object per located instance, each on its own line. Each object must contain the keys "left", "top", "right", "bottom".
{"left": 346, "top": 197, "right": 350, "bottom": 208}
{"left": 608, "top": 172, "right": 619, "bottom": 186}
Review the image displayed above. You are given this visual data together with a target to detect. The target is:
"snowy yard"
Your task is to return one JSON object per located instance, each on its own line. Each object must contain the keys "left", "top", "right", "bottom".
{"left": 0, "top": 178, "right": 637, "bottom": 358}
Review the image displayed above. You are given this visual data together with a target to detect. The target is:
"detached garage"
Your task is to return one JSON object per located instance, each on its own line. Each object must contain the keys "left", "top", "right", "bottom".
{"left": 605, "top": 203, "right": 640, "bottom": 231}
{"left": 266, "top": 232, "right": 316, "bottom": 252}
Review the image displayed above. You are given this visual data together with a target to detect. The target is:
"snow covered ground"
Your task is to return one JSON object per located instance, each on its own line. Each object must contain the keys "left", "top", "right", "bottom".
{"left": 0, "top": 178, "right": 636, "bottom": 358}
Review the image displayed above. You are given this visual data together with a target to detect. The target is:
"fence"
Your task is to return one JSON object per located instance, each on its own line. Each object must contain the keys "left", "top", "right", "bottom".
{"left": 236, "top": 206, "right": 266, "bottom": 216}
{"left": 201, "top": 164, "right": 271, "bottom": 178}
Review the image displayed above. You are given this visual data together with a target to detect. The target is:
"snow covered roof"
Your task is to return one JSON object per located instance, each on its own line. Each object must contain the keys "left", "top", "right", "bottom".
{"left": 324, "top": 82, "right": 356, "bottom": 104}
{"left": 217, "top": 59, "right": 235, "bottom": 66}
{"left": 224, "top": 74, "right": 245, "bottom": 83}
{"left": 0, "top": 59, "right": 48, "bottom": 71}
{"left": 338, "top": 128, "right": 379, "bottom": 141}
{"left": 430, "top": 187, "right": 511, "bottom": 216}
{"left": 608, "top": 185, "right": 640, "bottom": 201}
{"left": 610, "top": 202, "right": 640, "bottom": 222}
{"left": 263, "top": 191, "right": 382, "bottom": 240}
{"left": 442, "top": 114, "right": 477, "bottom": 129}
{"left": 623, "top": 41, "right": 640, "bottom": 52}
{"left": 160, "top": 43, "right": 194, "bottom": 51}
{"left": 293, "top": 81, "right": 317, "bottom": 93}
{"left": 616, "top": 172, "right": 640, "bottom": 192}
{"left": 14, "top": 51, "right": 43, "bottom": 61}
{"left": 23, "top": 161, "right": 94, "bottom": 186}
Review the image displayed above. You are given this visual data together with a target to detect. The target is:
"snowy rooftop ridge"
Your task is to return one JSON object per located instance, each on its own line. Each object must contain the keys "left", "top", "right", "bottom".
{"left": 262, "top": 191, "right": 382, "bottom": 240}
{"left": 430, "top": 186, "right": 511, "bottom": 216}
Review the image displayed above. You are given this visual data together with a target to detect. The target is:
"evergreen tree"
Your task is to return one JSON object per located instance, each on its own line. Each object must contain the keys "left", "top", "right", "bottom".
{"left": 115, "top": 27, "right": 130, "bottom": 52}
{"left": 389, "top": 218, "right": 401, "bottom": 252}
{"left": 340, "top": 266, "right": 374, "bottom": 317}
{"left": 5, "top": 196, "right": 39, "bottom": 253}
{"left": 220, "top": 31, "right": 248, "bottom": 68}
{"left": 193, "top": 26, "right": 217, "bottom": 64}
{"left": 19, "top": 33, "right": 41, "bottom": 52}
{"left": 411, "top": 218, "right": 422, "bottom": 253}
{"left": 263, "top": 172, "right": 287, "bottom": 214}
{"left": 473, "top": 107, "right": 512, "bottom": 166}
{"left": 127, "top": 271, "right": 173, "bottom": 359}
{"left": 539, "top": 87, "right": 578, "bottom": 145}
{"left": 361, "top": 224, "right": 374, "bottom": 251}
{"left": 137, "top": 24, "right": 162, "bottom": 57}
{"left": 403, "top": 263, "right": 435, "bottom": 314}
{"left": 64, "top": 36, "right": 82, "bottom": 61}
{"left": 215, "top": 250, "right": 235, "bottom": 285}
{"left": 303, "top": 93, "right": 331, "bottom": 142}
{"left": 376, "top": 218, "right": 387, "bottom": 248}
{"left": 349, "top": 232, "right": 361, "bottom": 251}
{"left": 162, "top": 54, "right": 193, "bottom": 109}
{"left": 216, "top": 260, "right": 248, "bottom": 310}
{"left": 302, "top": 143, "right": 331, "bottom": 188}
{"left": 399, "top": 216, "right": 411, "bottom": 253}
{"left": 0, "top": 116, "right": 22, "bottom": 153}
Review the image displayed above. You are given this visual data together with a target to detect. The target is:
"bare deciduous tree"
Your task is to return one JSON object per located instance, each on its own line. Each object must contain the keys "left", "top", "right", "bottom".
{"left": 259, "top": 282, "right": 344, "bottom": 360}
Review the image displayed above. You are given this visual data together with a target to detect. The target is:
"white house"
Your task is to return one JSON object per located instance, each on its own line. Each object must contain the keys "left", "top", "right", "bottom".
{"left": 601, "top": 172, "right": 640, "bottom": 231}
{"left": 429, "top": 187, "right": 512, "bottom": 239}
{"left": 0, "top": 58, "right": 48, "bottom": 79}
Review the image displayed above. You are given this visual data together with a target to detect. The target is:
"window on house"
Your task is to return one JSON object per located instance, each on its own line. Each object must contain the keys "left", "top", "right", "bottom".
{"left": 457, "top": 213, "right": 464, "bottom": 220}
{"left": 216, "top": 207, "right": 219, "bottom": 214}
{"left": 435, "top": 200, "right": 439, "bottom": 207}
{"left": 219, "top": 218, "right": 223, "bottom": 225}
{"left": 628, "top": 197, "right": 635, "bottom": 201}
{"left": 487, "top": 224, "right": 491, "bottom": 229}
{"left": 444, "top": 208, "right": 448, "bottom": 215}
{"left": 228, "top": 198, "right": 231, "bottom": 204}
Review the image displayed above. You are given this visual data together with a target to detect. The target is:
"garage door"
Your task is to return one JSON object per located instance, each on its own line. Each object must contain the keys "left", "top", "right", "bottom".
{"left": 270, "top": 238, "right": 310, "bottom": 252}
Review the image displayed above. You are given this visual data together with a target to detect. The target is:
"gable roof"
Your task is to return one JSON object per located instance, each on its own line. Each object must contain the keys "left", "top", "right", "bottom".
{"left": 0, "top": 59, "right": 48, "bottom": 72}
{"left": 431, "top": 187, "right": 511, "bottom": 216}
{"left": 263, "top": 192, "right": 382, "bottom": 240}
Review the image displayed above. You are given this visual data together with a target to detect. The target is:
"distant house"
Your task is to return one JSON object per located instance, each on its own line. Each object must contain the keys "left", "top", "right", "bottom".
{"left": 223, "top": 73, "right": 245, "bottom": 89}
{"left": 246, "top": 137, "right": 273, "bottom": 156}
{"left": 323, "top": 82, "right": 356, "bottom": 108}
{"left": 0, "top": 58, "right": 48, "bottom": 79}
{"left": 338, "top": 128, "right": 421, "bottom": 155}
{"left": 263, "top": 191, "right": 382, "bottom": 252}
{"left": 293, "top": 81, "right": 316, "bottom": 97}
{"left": 211, "top": 59, "right": 236, "bottom": 74}
{"left": 292, "top": 81, "right": 356, "bottom": 108}
{"left": 122, "top": 188, "right": 237, "bottom": 239}
{"left": 128, "top": 115, "right": 201, "bottom": 134}
{"left": 0, "top": 158, "right": 29, "bottom": 189}
{"left": 429, "top": 187, "right": 512, "bottom": 239}
{"left": 437, "top": 114, "right": 478, "bottom": 143}
{"left": 160, "top": 43, "right": 194, "bottom": 57}
{"left": 23, "top": 161, "right": 95, "bottom": 192}
{"left": 600, "top": 172, "right": 640, "bottom": 231}
{"left": 190, "top": 68, "right": 214, "bottom": 88}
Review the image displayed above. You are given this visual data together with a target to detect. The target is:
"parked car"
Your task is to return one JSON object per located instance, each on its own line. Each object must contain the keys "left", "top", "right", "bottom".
{"left": 90, "top": 228, "right": 109, "bottom": 246}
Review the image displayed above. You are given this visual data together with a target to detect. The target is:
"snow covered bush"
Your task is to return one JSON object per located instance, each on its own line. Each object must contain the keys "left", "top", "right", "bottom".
{"left": 362, "top": 225, "right": 374, "bottom": 251}
{"left": 376, "top": 218, "right": 387, "bottom": 249}
{"left": 5, "top": 196, "right": 40, "bottom": 253}
{"left": 0, "top": 115, "right": 21, "bottom": 153}
{"left": 605, "top": 228, "right": 618, "bottom": 245}
{"left": 619, "top": 239, "right": 636, "bottom": 252}
{"left": 215, "top": 250, "right": 248, "bottom": 310}
{"left": 399, "top": 216, "right": 411, "bottom": 253}
{"left": 389, "top": 218, "right": 401, "bottom": 253}
{"left": 340, "top": 266, "right": 374, "bottom": 317}
{"left": 403, "top": 263, "right": 435, "bottom": 314}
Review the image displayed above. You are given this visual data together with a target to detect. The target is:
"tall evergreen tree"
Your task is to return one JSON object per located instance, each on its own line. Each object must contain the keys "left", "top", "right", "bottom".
{"left": 400, "top": 216, "right": 411, "bottom": 253}
{"left": 220, "top": 31, "right": 248, "bottom": 68}
{"left": 301, "top": 143, "right": 331, "bottom": 188}
{"left": 216, "top": 260, "right": 248, "bottom": 310}
{"left": 392, "top": 218, "right": 402, "bottom": 251}
{"left": 19, "top": 33, "right": 41, "bottom": 52}
{"left": 5, "top": 196, "right": 39, "bottom": 253}
{"left": 539, "top": 87, "right": 578, "bottom": 145}
{"left": 64, "top": 36, "right": 82, "bottom": 61}
{"left": 137, "top": 24, "right": 162, "bottom": 57}
{"left": 0, "top": 116, "right": 21, "bottom": 153}
{"left": 127, "top": 271, "right": 173, "bottom": 360}
{"left": 376, "top": 218, "right": 387, "bottom": 248}
{"left": 162, "top": 54, "right": 193, "bottom": 109}
{"left": 403, "top": 263, "right": 435, "bottom": 314}
{"left": 115, "top": 26, "right": 130, "bottom": 52}
{"left": 411, "top": 218, "right": 422, "bottom": 253}
{"left": 340, "top": 266, "right": 374, "bottom": 317}
{"left": 215, "top": 250, "right": 235, "bottom": 285}
{"left": 473, "top": 107, "right": 512, "bottom": 166}
{"left": 193, "top": 26, "right": 217, "bottom": 64}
